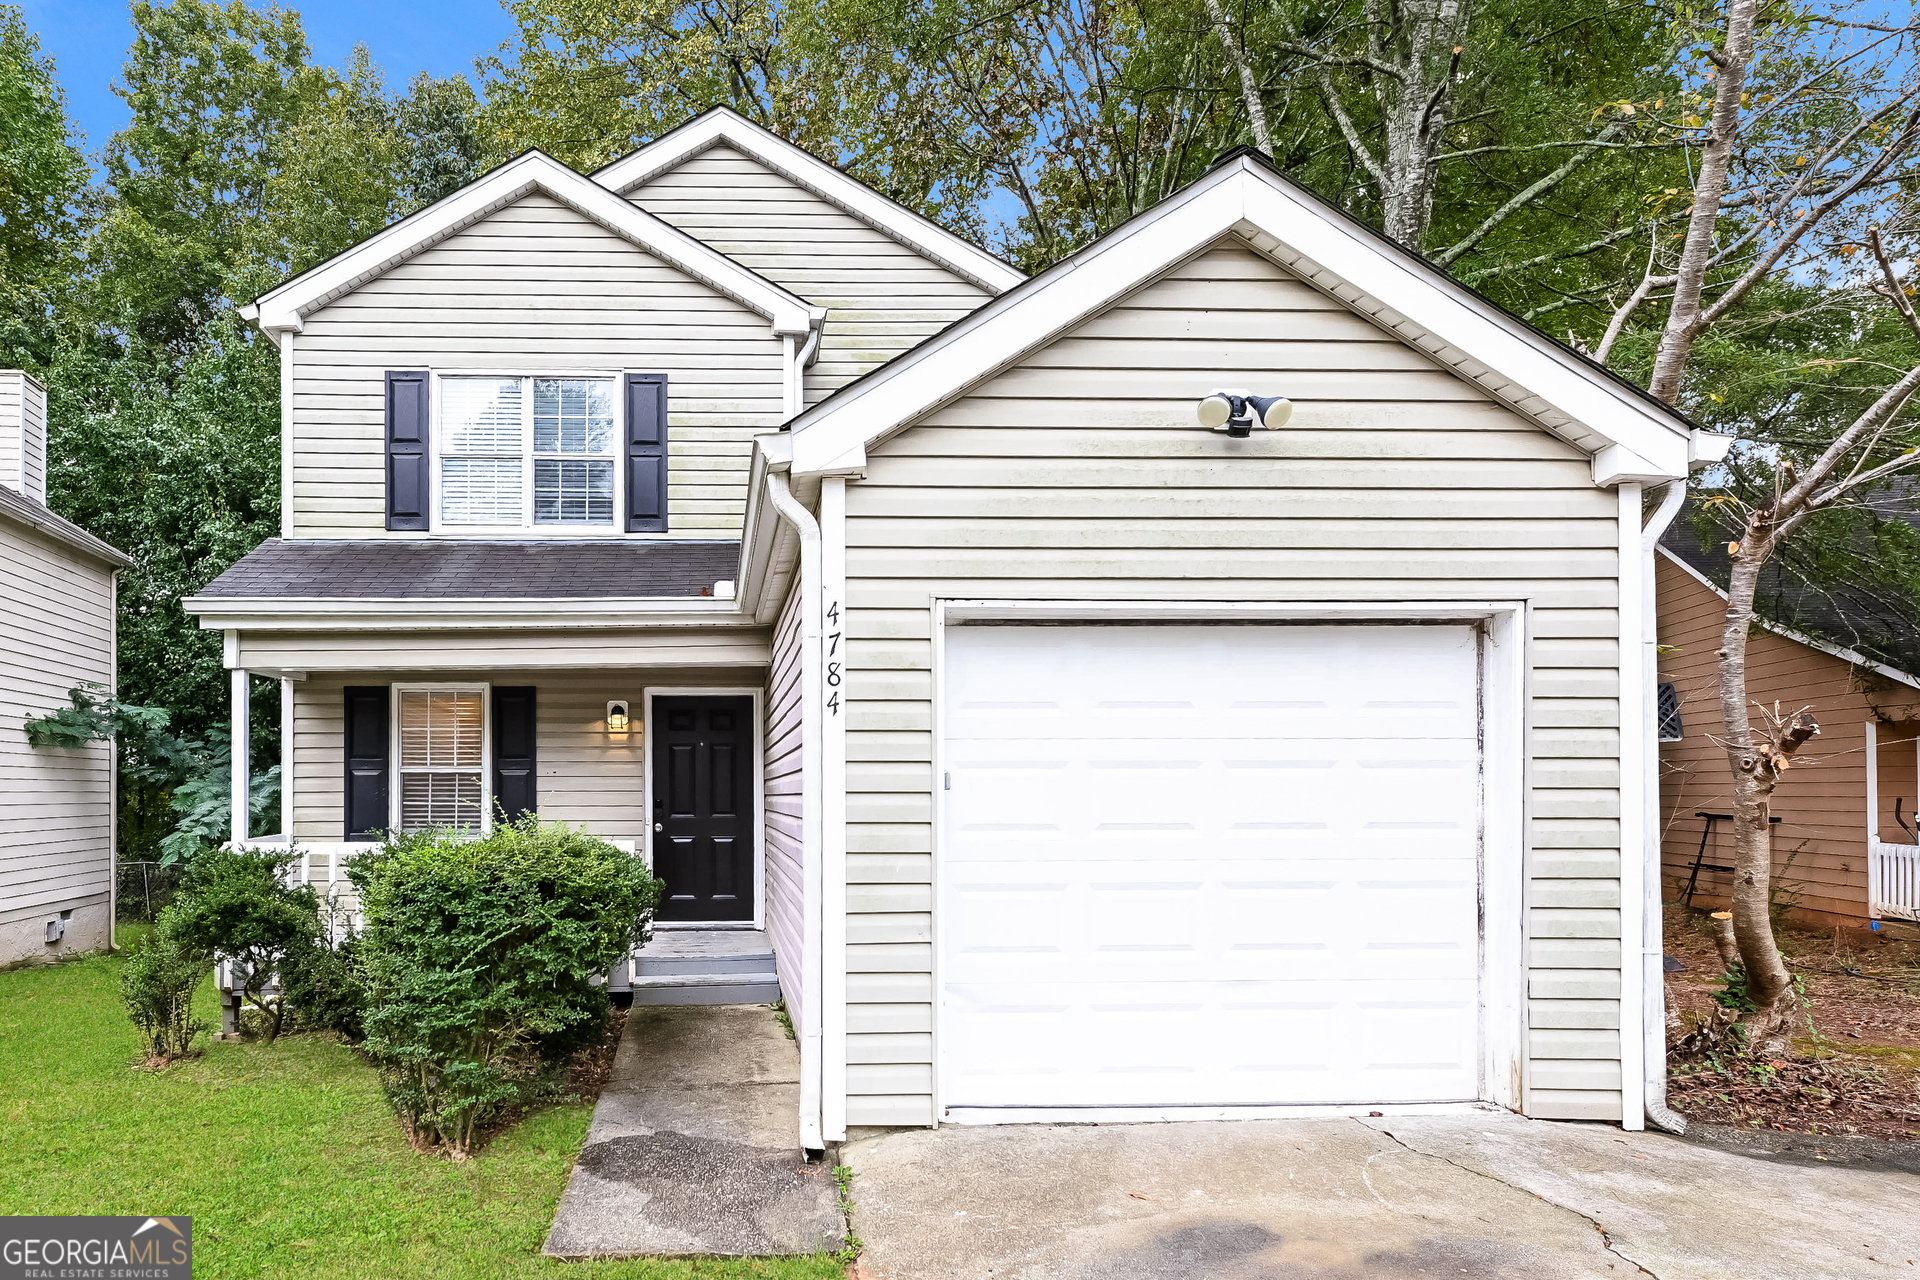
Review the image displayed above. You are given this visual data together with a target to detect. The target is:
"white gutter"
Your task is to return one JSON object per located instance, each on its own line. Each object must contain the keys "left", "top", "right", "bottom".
{"left": 1638, "top": 480, "right": 1689, "bottom": 1134}
{"left": 765, "top": 469, "right": 825, "bottom": 1153}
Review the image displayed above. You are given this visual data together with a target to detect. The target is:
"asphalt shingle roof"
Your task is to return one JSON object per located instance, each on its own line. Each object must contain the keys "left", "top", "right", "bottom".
{"left": 196, "top": 538, "right": 741, "bottom": 599}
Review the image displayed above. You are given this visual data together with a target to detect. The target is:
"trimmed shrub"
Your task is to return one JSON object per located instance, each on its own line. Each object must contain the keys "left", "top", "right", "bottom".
{"left": 165, "top": 846, "right": 319, "bottom": 1041}
{"left": 279, "top": 895, "right": 367, "bottom": 1040}
{"left": 121, "top": 922, "right": 208, "bottom": 1061}
{"left": 350, "top": 817, "right": 662, "bottom": 1155}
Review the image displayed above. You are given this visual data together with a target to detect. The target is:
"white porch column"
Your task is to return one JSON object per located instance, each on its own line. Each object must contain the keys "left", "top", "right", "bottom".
{"left": 231, "top": 667, "right": 250, "bottom": 848}
{"left": 280, "top": 677, "right": 296, "bottom": 844}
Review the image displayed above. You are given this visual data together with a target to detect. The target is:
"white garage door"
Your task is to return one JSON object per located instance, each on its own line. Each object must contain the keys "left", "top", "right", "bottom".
{"left": 941, "top": 623, "right": 1483, "bottom": 1110}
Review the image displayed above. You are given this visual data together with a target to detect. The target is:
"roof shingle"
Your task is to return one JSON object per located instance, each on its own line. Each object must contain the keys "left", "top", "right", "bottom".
{"left": 196, "top": 539, "right": 740, "bottom": 599}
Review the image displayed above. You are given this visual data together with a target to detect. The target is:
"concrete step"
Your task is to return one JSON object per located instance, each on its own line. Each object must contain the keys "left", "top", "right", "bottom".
{"left": 636, "top": 952, "right": 775, "bottom": 976}
{"left": 629, "top": 970, "right": 783, "bottom": 1006}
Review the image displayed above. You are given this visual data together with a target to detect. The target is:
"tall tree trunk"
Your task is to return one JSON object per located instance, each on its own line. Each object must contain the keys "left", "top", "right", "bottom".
{"left": 1715, "top": 520, "right": 1808, "bottom": 1050}
{"left": 1203, "top": 0, "right": 1275, "bottom": 156}
{"left": 1647, "top": 0, "right": 1758, "bottom": 402}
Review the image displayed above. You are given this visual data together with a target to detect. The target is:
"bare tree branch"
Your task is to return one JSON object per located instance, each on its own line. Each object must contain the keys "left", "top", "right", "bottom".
{"left": 1202, "top": 0, "right": 1275, "bottom": 156}
{"left": 1432, "top": 117, "right": 1631, "bottom": 266}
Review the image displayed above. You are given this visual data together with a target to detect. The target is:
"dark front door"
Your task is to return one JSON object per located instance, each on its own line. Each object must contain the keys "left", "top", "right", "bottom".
{"left": 652, "top": 695, "right": 755, "bottom": 921}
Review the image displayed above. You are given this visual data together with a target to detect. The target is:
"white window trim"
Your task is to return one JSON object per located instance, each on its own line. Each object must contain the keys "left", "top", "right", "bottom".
{"left": 391, "top": 681, "right": 493, "bottom": 835}
{"left": 430, "top": 369, "right": 627, "bottom": 537}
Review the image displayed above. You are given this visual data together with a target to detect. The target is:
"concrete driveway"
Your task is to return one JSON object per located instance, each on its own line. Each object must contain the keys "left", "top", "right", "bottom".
{"left": 842, "top": 1112, "right": 1918, "bottom": 1279}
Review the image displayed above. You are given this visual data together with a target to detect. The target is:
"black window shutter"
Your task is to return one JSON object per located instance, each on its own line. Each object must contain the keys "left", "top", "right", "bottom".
{"left": 343, "top": 685, "right": 391, "bottom": 840}
{"left": 492, "top": 686, "right": 538, "bottom": 824}
{"left": 625, "top": 373, "right": 668, "bottom": 532}
{"left": 386, "top": 370, "right": 430, "bottom": 531}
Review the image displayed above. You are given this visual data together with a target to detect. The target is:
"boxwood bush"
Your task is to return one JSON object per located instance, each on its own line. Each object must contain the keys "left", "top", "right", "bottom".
{"left": 349, "top": 817, "right": 662, "bottom": 1155}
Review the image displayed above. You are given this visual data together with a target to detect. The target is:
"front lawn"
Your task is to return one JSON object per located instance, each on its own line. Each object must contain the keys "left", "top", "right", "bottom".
{"left": 0, "top": 952, "right": 844, "bottom": 1280}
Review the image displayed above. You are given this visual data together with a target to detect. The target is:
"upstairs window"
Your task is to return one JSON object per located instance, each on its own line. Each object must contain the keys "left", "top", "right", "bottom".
{"left": 438, "top": 375, "right": 617, "bottom": 529}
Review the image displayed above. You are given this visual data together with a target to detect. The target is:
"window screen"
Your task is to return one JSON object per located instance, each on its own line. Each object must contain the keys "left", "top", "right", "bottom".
{"left": 397, "top": 689, "right": 486, "bottom": 830}
{"left": 438, "top": 376, "right": 617, "bottom": 528}
{"left": 1657, "top": 681, "right": 1684, "bottom": 743}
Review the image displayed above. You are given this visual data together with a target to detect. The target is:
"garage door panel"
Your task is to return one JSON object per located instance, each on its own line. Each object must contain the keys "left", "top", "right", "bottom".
{"left": 950, "top": 749, "right": 1476, "bottom": 839}
{"left": 944, "top": 979, "right": 1479, "bottom": 1106}
{"left": 941, "top": 624, "right": 1484, "bottom": 1111}
{"left": 947, "top": 859, "right": 1479, "bottom": 984}
{"left": 945, "top": 627, "right": 1478, "bottom": 742}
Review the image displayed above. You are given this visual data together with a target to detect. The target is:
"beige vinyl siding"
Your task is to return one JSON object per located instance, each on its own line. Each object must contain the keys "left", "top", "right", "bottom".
{"left": 290, "top": 668, "right": 758, "bottom": 842}
{"left": 763, "top": 584, "right": 807, "bottom": 1026}
{"left": 237, "top": 626, "right": 770, "bottom": 673}
{"left": 0, "top": 371, "right": 46, "bottom": 503}
{"left": 0, "top": 514, "right": 115, "bottom": 956}
{"left": 840, "top": 238, "right": 1626, "bottom": 1126}
{"left": 627, "top": 146, "right": 993, "bottom": 402}
{"left": 290, "top": 193, "right": 784, "bottom": 538}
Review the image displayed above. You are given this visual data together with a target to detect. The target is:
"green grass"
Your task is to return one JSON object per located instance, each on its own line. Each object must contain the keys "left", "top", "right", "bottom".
{"left": 0, "top": 952, "right": 845, "bottom": 1280}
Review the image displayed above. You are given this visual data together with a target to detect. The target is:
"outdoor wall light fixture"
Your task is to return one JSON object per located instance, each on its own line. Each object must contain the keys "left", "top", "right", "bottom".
{"left": 1198, "top": 389, "right": 1293, "bottom": 438}
{"left": 606, "top": 700, "right": 631, "bottom": 734}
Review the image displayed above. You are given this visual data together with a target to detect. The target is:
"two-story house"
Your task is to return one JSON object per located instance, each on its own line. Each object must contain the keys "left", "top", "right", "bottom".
{"left": 187, "top": 109, "right": 1726, "bottom": 1147}
{"left": 2, "top": 370, "right": 131, "bottom": 965}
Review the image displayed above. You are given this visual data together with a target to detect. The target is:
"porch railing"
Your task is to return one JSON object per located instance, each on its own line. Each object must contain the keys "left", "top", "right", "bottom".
{"left": 1869, "top": 839, "right": 1920, "bottom": 922}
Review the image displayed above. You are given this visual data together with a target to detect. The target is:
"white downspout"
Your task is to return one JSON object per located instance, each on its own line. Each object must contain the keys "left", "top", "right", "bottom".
{"left": 766, "top": 469, "right": 825, "bottom": 1153}
{"left": 819, "top": 477, "right": 848, "bottom": 1141}
{"left": 1639, "top": 480, "right": 1688, "bottom": 1134}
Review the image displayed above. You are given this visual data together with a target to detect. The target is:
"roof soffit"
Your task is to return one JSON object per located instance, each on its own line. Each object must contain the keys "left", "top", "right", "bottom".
{"left": 595, "top": 108, "right": 1026, "bottom": 296}
{"left": 786, "top": 159, "right": 1693, "bottom": 484}
{"left": 245, "top": 150, "right": 819, "bottom": 336}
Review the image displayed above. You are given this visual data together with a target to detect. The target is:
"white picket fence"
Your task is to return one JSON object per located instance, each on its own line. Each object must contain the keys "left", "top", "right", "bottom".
{"left": 1869, "top": 839, "right": 1920, "bottom": 923}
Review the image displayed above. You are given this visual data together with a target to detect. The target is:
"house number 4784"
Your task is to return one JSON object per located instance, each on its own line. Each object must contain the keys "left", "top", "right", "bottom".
{"left": 826, "top": 599, "right": 842, "bottom": 716}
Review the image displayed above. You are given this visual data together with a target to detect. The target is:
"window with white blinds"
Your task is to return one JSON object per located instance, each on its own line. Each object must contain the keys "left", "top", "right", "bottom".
{"left": 438, "top": 375, "right": 617, "bottom": 529}
{"left": 397, "top": 688, "right": 486, "bottom": 831}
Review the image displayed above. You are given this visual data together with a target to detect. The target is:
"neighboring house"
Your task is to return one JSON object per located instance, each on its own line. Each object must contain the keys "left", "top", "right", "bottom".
{"left": 184, "top": 109, "right": 1729, "bottom": 1143}
{"left": 0, "top": 370, "right": 132, "bottom": 966}
{"left": 1657, "top": 527, "right": 1920, "bottom": 928}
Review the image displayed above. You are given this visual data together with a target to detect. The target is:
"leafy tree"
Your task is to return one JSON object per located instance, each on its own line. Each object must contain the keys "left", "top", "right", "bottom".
{"left": 0, "top": 5, "right": 89, "bottom": 370}
{"left": 165, "top": 844, "right": 317, "bottom": 1040}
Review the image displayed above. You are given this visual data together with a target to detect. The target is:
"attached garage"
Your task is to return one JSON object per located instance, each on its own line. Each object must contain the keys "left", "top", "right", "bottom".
{"left": 939, "top": 620, "right": 1498, "bottom": 1114}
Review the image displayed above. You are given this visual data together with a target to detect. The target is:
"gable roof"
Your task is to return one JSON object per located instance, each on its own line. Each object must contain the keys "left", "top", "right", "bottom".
{"left": 594, "top": 107, "right": 1026, "bottom": 297}
{"left": 783, "top": 151, "right": 1704, "bottom": 484}
{"left": 1657, "top": 541, "right": 1920, "bottom": 691}
{"left": 1661, "top": 497, "right": 1920, "bottom": 685}
{"left": 242, "top": 149, "right": 822, "bottom": 337}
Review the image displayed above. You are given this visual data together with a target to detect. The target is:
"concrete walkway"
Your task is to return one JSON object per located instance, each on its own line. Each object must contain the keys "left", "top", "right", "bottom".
{"left": 843, "top": 1111, "right": 1919, "bottom": 1279}
{"left": 543, "top": 1004, "right": 844, "bottom": 1259}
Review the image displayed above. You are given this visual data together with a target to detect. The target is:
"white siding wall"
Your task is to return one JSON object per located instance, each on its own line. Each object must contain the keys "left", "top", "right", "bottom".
{"left": 0, "top": 372, "right": 47, "bottom": 503}
{"left": 0, "top": 516, "right": 115, "bottom": 964}
{"left": 763, "top": 584, "right": 807, "bottom": 1026}
{"left": 628, "top": 146, "right": 994, "bottom": 402}
{"left": 839, "top": 239, "right": 1626, "bottom": 1126}
{"left": 290, "top": 193, "right": 785, "bottom": 538}
{"left": 290, "top": 667, "right": 758, "bottom": 842}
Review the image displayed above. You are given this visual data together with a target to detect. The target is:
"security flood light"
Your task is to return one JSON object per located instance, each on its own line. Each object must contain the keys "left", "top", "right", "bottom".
{"left": 1198, "top": 390, "right": 1293, "bottom": 438}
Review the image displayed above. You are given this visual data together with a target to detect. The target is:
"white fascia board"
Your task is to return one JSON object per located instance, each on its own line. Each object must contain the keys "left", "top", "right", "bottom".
{"left": 595, "top": 107, "right": 1025, "bottom": 296}
{"left": 249, "top": 150, "right": 818, "bottom": 336}
{"left": 1655, "top": 545, "right": 1920, "bottom": 690}
{"left": 790, "top": 178, "right": 1247, "bottom": 474}
{"left": 181, "top": 594, "right": 758, "bottom": 632}
{"left": 789, "top": 158, "right": 1692, "bottom": 483}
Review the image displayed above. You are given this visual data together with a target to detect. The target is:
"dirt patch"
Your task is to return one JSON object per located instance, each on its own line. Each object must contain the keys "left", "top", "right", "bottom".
{"left": 1664, "top": 908, "right": 1920, "bottom": 1142}
{"left": 567, "top": 1003, "right": 627, "bottom": 1104}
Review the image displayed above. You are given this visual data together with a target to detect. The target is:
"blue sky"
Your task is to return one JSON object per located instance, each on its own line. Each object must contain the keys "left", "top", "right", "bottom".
{"left": 20, "top": 0, "right": 520, "bottom": 153}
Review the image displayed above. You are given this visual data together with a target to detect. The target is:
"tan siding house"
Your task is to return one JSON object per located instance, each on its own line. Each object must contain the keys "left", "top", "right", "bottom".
{"left": 1656, "top": 545, "right": 1920, "bottom": 927}
{"left": 0, "top": 374, "right": 131, "bottom": 966}
{"left": 188, "top": 113, "right": 1715, "bottom": 1147}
